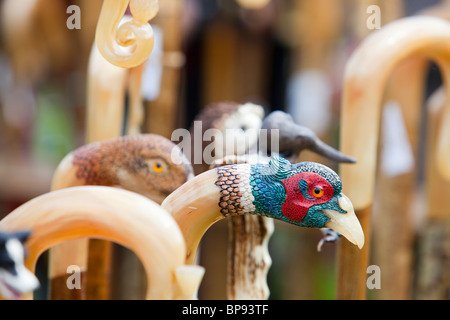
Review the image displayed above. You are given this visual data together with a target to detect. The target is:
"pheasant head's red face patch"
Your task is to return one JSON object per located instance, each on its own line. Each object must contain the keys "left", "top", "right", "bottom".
{"left": 280, "top": 172, "right": 334, "bottom": 222}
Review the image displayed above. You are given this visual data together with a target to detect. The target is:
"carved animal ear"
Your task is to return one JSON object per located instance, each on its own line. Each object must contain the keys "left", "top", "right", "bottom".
{"left": 13, "top": 231, "right": 31, "bottom": 244}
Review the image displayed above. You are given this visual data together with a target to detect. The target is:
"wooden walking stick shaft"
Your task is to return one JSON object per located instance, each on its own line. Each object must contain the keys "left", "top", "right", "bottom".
{"left": 339, "top": 16, "right": 450, "bottom": 299}
{"left": 227, "top": 215, "right": 273, "bottom": 300}
{"left": 415, "top": 88, "right": 450, "bottom": 299}
{"left": 336, "top": 207, "right": 371, "bottom": 300}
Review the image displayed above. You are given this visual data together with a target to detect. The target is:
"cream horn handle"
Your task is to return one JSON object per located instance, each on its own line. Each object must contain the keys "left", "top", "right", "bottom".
{"left": 95, "top": 0, "right": 158, "bottom": 68}
{"left": 86, "top": 43, "right": 128, "bottom": 142}
{"left": 0, "top": 186, "right": 203, "bottom": 300}
{"left": 162, "top": 170, "right": 222, "bottom": 264}
{"left": 340, "top": 16, "right": 450, "bottom": 210}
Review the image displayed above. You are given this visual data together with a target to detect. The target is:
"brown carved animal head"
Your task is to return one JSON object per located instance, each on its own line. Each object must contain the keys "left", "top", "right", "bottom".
{"left": 54, "top": 134, "right": 193, "bottom": 204}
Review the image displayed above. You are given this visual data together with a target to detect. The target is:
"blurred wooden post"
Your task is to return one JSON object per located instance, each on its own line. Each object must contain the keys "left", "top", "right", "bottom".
{"left": 339, "top": 1, "right": 406, "bottom": 300}
{"left": 415, "top": 88, "right": 450, "bottom": 299}
{"left": 370, "top": 1, "right": 450, "bottom": 300}
{"left": 371, "top": 57, "right": 424, "bottom": 300}
{"left": 145, "top": 0, "right": 185, "bottom": 138}
{"left": 417, "top": 2, "right": 450, "bottom": 300}
{"left": 371, "top": 2, "right": 450, "bottom": 300}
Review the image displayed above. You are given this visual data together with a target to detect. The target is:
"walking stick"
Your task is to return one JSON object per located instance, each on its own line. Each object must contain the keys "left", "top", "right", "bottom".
{"left": 371, "top": 57, "right": 426, "bottom": 300}
{"left": 86, "top": 44, "right": 128, "bottom": 143}
{"left": 112, "top": 0, "right": 187, "bottom": 298}
{"left": 338, "top": 16, "right": 450, "bottom": 299}
{"left": 347, "top": 0, "right": 416, "bottom": 300}
{"left": 84, "top": 41, "right": 128, "bottom": 300}
{"left": 189, "top": 103, "right": 356, "bottom": 299}
{"left": 162, "top": 157, "right": 364, "bottom": 267}
{"left": 371, "top": 2, "right": 450, "bottom": 299}
{"left": 48, "top": 134, "right": 193, "bottom": 299}
{"left": 49, "top": 38, "right": 129, "bottom": 300}
{"left": 188, "top": 102, "right": 266, "bottom": 299}
{"left": 0, "top": 186, "right": 204, "bottom": 300}
{"left": 68, "top": 0, "right": 159, "bottom": 299}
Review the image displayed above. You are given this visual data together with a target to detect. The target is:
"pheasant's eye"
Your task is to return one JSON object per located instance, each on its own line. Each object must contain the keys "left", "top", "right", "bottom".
{"left": 313, "top": 187, "right": 324, "bottom": 198}
{"left": 152, "top": 161, "right": 164, "bottom": 173}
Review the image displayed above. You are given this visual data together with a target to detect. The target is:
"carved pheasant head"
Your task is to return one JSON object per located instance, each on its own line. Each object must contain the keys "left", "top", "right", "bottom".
{"left": 215, "top": 156, "right": 364, "bottom": 248}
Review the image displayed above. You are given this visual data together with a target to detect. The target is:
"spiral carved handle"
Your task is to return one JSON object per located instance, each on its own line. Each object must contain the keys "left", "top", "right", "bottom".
{"left": 95, "top": 0, "right": 159, "bottom": 68}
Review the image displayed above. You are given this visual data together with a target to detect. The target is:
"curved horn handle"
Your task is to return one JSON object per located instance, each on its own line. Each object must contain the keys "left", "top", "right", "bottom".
{"left": 416, "top": 5, "right": 450, "bottom": 182}
{"left": 95, "top": 0, "right": 159, "bottom": 68}
{"left": 0, "top": 186, "right": 203, "bottom": 300}
{"left": 340, "top": 16, "right": 450, "bottom": 210}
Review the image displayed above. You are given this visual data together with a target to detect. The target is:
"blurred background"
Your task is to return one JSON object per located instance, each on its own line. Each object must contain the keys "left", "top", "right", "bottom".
{"left": 0, "top": 0, "right": 448, "bottom": 300}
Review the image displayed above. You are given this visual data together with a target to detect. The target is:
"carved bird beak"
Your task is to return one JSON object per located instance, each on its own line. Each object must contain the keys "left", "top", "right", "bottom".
{"left": 261, "top": 111, "right": 356, "bottom": 164}
{"left": 322, "top": 194, "right": 365, "bottom": 249}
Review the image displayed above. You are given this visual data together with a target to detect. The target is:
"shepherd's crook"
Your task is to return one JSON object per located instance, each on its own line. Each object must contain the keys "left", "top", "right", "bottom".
{"left": 338, "top": 16, "right": 450, "bottom": 299}
{"left": 0, "top": 186, "right": 204, "bottom": 300}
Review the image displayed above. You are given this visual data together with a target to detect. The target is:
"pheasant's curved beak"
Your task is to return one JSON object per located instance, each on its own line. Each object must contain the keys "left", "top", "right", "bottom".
{"left": 322, "top": 194, "right": 365, "bottom": 249}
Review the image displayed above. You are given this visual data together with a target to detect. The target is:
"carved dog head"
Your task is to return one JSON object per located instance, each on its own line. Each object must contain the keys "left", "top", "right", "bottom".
{"left": 0, "top": 231, "right": 39, "bottom": 299}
